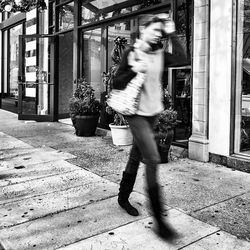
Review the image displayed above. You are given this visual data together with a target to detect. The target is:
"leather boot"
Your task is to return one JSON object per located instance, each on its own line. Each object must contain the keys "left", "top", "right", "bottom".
{"left": 118, "top": 171, "right": 139, "bottom": 216}
{"left": 148, "top": 185, "right": 178, "bottom": 240}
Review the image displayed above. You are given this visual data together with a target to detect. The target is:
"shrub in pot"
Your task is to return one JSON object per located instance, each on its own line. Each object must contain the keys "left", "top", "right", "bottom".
{"left": 103, "top": 36, "right": 133, "bottom": 145}
{"left": 154, "top": 91, "right": 178, "bottom": 163}
{"left": 69, "top": 78, "right": 102, "bottom": 136}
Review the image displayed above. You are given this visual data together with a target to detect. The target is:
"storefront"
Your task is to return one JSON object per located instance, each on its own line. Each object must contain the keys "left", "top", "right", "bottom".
{"left": 3, "top": 0, "right": 249, "bottom": 168}
{"left": 0, "top": 0, "right": 193, "bottom": 146}
{"left": 188, "top": 0, "right": 250, "bottom": 168}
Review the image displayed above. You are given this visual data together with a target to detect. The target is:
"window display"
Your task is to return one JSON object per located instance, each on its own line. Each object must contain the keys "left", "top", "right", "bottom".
{"left": 236, "top": 0, "right": 250, "bottom": 154}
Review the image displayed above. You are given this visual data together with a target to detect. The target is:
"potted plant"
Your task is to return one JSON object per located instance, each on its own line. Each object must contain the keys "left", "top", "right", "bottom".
{"left": 103, "top": 36, "right": 133, "bottom": 146}
{"left": 154, "top": 90, "right": 178, "bottom": 163}
{"left": 106, "top": 107, "right": 133, "bottom": 146}
{"left": 69, "top": 78, "right": 102, "bottom": 136}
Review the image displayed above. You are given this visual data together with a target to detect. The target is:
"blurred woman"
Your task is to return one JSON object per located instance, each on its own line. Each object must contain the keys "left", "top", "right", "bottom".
{"left": 113, "top": 14, "right": 189, "bottom": 240}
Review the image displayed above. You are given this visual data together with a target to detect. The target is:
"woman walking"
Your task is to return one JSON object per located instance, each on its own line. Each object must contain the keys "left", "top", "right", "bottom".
{"left": 113, "top": 14, "right": 189, "bottom": 240}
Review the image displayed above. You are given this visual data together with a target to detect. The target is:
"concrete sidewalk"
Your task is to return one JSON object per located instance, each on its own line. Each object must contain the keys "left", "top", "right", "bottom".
{"left": 0, "top": 109, "right": 249, "bottom": 250}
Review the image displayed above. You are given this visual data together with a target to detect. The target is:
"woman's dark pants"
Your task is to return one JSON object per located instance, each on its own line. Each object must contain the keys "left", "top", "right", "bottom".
{"left": 125, "top": 115, "right": 160, "bottom": 188}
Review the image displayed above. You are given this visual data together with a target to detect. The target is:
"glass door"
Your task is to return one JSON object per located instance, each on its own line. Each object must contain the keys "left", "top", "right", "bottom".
{"left": 18, "top": 34, "right": 55, "bottom": 121}
{"left": 169, "top": 66, "right": 192, "bottom": 148}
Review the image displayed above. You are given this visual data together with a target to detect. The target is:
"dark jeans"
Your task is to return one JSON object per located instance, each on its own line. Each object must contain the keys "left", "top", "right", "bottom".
{"left": 125, "top": 115, "right": 161, "bottom": 188}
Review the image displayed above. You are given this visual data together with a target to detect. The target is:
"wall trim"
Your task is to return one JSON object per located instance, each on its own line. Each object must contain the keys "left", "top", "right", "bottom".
{"left": 209, "top": 153, "right": 250, "bottom": 173}
{"left": 230, "top": 0, "right": 237, "bottom": 154}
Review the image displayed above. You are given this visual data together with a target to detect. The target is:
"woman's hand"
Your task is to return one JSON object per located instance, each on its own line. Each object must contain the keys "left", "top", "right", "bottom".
{"left": 131, "top": 61, "right": 147, "bottom": 73}
{"left": 128, "top": 51, "right": 147, "bottom": 73}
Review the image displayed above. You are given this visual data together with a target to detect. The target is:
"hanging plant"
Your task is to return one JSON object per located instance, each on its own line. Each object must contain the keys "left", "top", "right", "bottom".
{"left": 0, "top": 0, "right": 47, "bottom": 13}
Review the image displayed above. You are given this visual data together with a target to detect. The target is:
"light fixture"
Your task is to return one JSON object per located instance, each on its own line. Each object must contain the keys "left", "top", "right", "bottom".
{"left": 0, "top": 0, "right": 47, "bottom": 13}
{"left": 4, "top": 4, "right": 12, "bottom": 12}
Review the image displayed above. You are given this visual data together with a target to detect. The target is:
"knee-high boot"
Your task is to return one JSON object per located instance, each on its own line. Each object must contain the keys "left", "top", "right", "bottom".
{"left": 148, "top": 185, "right": 177, "bottom": 240}
{"left": 118, "top": 171, "right": 139, "bottom": 216}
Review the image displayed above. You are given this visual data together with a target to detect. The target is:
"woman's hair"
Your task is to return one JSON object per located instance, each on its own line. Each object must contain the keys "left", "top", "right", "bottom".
{"left": 139, "top": 14, "right": 166, "bottom": 27}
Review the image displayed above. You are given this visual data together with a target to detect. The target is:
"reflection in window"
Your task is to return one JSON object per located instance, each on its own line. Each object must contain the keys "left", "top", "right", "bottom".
{"left": 9, "top": 24, "right": 23, "bottom": 98}
{"left": 58, "top": 1, "right": 74, "bottom": 31}
{"left": 175, "top": 0, "right": 193, "bottom": 59}
{"left": 82, "top": 29, "right": 102, "bottom": 100}
{"left": 81, "top": 0, "right": 170, "bottom": 26}
{"left": 107, "top": 20, "right": 135, "bottom": 68}
{"left": 239, "top": 0, "right": 250, "bottom": 153}
{"left": 49, "top": 1, "right": 55, "bottom": 33}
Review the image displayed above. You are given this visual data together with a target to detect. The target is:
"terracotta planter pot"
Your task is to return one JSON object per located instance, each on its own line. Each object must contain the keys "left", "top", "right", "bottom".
{"left": 74, "top": 114, "right": 100, "bottom": 136}
{"left": 109, "top": 124, "right": 133, "bottom": 146}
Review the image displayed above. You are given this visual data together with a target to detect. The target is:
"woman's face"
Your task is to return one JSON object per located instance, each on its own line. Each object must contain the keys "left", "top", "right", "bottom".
{"left": 141, "top": 22, "right": 163, "bottom": 44}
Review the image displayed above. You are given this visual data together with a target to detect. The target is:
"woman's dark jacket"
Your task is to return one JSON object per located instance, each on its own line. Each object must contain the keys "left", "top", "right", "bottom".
{"left": 112, "top": 36, "right": 190, "bottom": 90}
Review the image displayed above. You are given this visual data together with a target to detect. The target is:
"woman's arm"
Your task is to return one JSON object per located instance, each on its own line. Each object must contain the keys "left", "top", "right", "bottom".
{"left": 164, "top": 35, "right": 191, "bottom": 67}
{"left": 112, "top": 48, "right": 137, "bottom": 90}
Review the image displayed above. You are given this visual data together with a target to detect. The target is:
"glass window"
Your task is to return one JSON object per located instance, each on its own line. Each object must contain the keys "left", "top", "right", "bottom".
{"left": 58, "top": 1, "right": 74, "bottom": 31}
{"left": 81, "top": 0, "right": 170, "bottom": 26}
{"left": 9, "top": 24, "right": 23, "bottom": 98}
{"left": 171, "top": 67, "right": 191, "bottom": 148}
{"left": 236, "top": 0, "right": 250, "bottom": 154}
{"left": 174, "top": 0, "right": 193, "bottom": 59}
{"left": 240, "top": 1, "right": 250, "bottom": 153}
{"left": 49, "top": 1, "right": 56, "bottom": 29}
{"left": 82, "top": 28, "right": 103, "bottom": 100}
{"left": 58, "top": 31, "right": 74, "bottom": 115}
{"left": 0, "top": 25, "right": 23, "bottom": 113}
{"left": 107, "top": 20, "right": 136, "bottom": 69}
{"left": 2, "top": 30, "right": 8, "bottom": 95}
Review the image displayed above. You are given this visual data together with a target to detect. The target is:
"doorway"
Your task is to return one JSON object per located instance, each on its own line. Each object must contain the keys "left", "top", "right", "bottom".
{"left": 1, "top": 23, "right": 23, "bottom": 113}
{"left": 18, "top": 34, "right": 56, "bottom": 121}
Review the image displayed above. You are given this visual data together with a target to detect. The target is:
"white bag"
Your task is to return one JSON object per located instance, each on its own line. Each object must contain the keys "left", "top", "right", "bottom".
{"left": 107, "top": 72, "right": 145, "bottom": 115}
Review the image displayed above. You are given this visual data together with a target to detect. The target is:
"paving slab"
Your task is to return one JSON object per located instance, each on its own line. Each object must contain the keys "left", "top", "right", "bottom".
{"left": 191, "top": 192, "right": 250, "bottom": 241}
{"left": 58, "top": 209, "right": 219, "bottom": 250}
{"left": 18, "top": 132, "right": 91, "bottom": 148}
{"left": 0, "top": 132, "right": 33, "bottom": 150}
{"left": 182, "top": 230, "right": 250, "bottom": 250}
{"left": 0, "top": 169, "right": 113, "bottom": 204}
{"left": 66, "top": 144, "right": 131, "bottom": 177}
{"left": 130, "top": 159, "right": 250, "bottom": 212}
{"left": 0, "top": 176, "right": 119, "bottom": 229}
{"left": 0, "top": 195, "right": 149, "bottom": 250}
{"left": 0, "top": 146, "right": 75, "bottom": 169}
{"left": 0, "top": 147, "right": 50, "bottom": 160}
{"left": 0, "top": 160, "right": 79, "bottom": 186}
{"left": 0, "top": 122, "right": 73, "bottom": 139}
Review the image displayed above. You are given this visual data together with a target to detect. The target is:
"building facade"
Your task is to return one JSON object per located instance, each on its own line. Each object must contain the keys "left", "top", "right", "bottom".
{"left": 0, "top": 0, "right": 250, "bottom": 168}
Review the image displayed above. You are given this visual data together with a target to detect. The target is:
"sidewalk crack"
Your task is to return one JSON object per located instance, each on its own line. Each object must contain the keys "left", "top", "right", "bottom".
{"left": 191, "top": 192, "right": 248, "bottom": 213}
